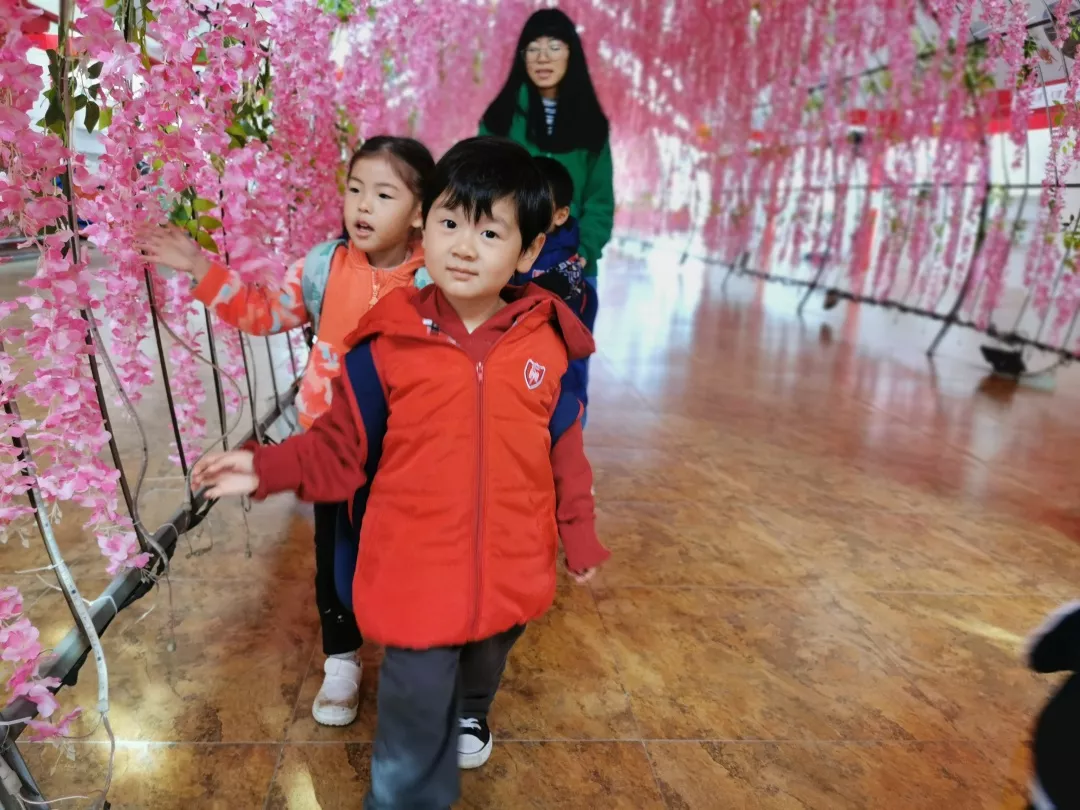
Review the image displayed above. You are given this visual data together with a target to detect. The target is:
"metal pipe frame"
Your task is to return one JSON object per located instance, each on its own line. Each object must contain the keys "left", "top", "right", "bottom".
{"left": 0, "top": 385, "right": 296, "bottom": 806}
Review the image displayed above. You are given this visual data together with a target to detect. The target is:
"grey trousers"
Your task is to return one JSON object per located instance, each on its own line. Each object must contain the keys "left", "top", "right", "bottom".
{"left": 363, "top": 624, "right": 526, "bottom": 810}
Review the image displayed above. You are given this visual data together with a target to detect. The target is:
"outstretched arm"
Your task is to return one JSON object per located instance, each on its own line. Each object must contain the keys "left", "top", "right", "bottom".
{"left": 136, "top": 225, "right": 312, "bottom": 335}
{"left": 193, "top": 375, "right": 368, "bottom": 503}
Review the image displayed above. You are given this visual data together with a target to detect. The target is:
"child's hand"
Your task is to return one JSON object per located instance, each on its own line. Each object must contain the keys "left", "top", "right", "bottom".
{"left": 570, "top": 567, "right": 597, "bottom": 584}
{"left": 135, "top": 225, "right": 212, "bottom": 280}
{"left": 192, "top": 450, "right": 258, "bottom": 499}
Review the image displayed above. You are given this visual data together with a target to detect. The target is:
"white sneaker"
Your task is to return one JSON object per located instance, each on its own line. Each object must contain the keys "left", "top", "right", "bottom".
{"left": 457, "top": 716, "right": 493, "bottom": 769}
{"left": 312, "top": 656, "right": 361, "bottom": 727}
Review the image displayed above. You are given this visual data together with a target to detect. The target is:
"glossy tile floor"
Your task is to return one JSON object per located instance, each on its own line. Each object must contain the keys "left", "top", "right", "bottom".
{"left": 4, "top": 239, "right": 1075, "bottom": 808}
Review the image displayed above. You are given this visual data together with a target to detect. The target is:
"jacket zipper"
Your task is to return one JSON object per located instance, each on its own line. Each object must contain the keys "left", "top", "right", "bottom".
{"left": 471, "top": 360, "right": 485, "bottom": 637}
{"left": 422, "top": 315, "right": 534, "bottom": 638}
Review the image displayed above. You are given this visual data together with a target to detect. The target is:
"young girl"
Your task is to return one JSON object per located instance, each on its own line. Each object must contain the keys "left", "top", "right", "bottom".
{"left": 136, "top": 136, "right": 436, "bottom": 728}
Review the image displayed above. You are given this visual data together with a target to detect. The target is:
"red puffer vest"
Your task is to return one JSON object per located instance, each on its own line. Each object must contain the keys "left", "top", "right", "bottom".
{"left": 343, "top": 286, "right": 594, "bottom": 649}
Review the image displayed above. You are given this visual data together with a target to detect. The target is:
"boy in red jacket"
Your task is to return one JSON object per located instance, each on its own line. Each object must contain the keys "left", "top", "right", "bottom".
{"left": 192, "top": 136, "right": 609, "bottom": 810}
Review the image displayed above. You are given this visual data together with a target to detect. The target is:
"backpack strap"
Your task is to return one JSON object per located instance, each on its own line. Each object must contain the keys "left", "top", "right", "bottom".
{"left": 414, "top": 266, "right": 433, "bottom": 289}
{"left": 301, "top": 239, "right": 346, "bottom": 334}
{"left": 333, "top": 340, "right": 388, "bottom": 612}
{"left": 549, "top": 378, "right": 584, "bottom": 445}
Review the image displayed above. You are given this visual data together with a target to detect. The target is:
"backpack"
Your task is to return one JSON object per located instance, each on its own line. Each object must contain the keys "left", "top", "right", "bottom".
{"left": 331, "top": 342, "right": 584, "bottom": 611}
{"left": 300, "top": 239, "right": 433, "bottom": 333}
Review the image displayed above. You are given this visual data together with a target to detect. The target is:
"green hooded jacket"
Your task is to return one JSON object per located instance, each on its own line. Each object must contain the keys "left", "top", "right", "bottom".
{"left": 479, "top": 86, "right": 614, "bottom": 277}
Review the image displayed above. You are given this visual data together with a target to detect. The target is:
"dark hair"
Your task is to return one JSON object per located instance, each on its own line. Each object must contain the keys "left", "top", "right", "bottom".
{"left": 347, "top": 135, "right": 435, "bottom": 200}
{"left": 422, "top": 136, "right": 552, "bottom": 254}
{"left": 534, "top": 156, "right": 574, "bottom": 210}
{"left": 481, "top": 9, "right": 610, "bottom": 154}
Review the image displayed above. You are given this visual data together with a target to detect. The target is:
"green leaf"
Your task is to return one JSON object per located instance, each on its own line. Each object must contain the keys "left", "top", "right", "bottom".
{"left": 193, "top": 198, "right": 216, "bottom": 212}
{"left": 151, "top": 158, "right": 164, "bottom": 171}
{"left": 367, "top": 5, "right": 377, "bottom": 20}
{"left": 88, "top": 61, "right": 103, "bottom": 80}
{"left": 195, "top": 230, "right": 220, "bottom": 254}
{"left": 98, "top": 106, "right": 113, "bottom": 130}
{"left": 89, "top": 83, "right": 100, "bottom": 100}
{"left": 197, "top": 216, "right": 222, "bottom": 231}
{"left": 47, "top": 50, "right": 61, "bottom": 85}
{"left": 74, "top": 95, "right": 87, "bottom": 111}
{"left": 84, "top": 101, "right": 100, "bottom": 133}
{"left": 184, "top": 219, "right": 198, "bottom": 235}
{"left": 43, "top": 99, "right": 64, "bottom": 127}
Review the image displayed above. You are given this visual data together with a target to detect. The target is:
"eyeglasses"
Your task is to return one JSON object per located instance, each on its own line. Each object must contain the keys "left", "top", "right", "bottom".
{"left": 523, "top": 41, "right": 567, "bottom": 61}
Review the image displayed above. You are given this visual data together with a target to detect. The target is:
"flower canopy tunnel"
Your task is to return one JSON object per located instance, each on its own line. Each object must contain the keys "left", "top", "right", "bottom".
{"left": 3, "top": 0, "right": 1080, "bottom": 802}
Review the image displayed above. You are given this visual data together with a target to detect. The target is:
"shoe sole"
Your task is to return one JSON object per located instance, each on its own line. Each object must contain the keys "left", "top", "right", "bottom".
{"left": 312, "top": 705, "right": 359, "bottom": 727}
{"left": 458, "top": 736, "right": 493, "bottom": 769}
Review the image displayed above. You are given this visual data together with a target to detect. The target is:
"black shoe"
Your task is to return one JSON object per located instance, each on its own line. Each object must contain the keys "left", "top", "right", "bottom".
{"left": 457, "top": 716, "right": 493, "bottom": 769}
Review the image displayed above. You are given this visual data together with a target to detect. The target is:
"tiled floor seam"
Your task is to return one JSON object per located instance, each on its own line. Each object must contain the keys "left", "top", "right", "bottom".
{"left": 16, "top": 736, "right": 1002, "bottom": 747}
{"left": 585, "top": 584, "right": 670, "bottom": 808}
{"left": 262, "top": 629, "right": 320, "bottom": 810}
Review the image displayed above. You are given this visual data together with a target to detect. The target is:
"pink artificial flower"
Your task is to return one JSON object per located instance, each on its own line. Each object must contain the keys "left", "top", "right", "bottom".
{"left": 0, "top": 618, "right": 42, "bottom": 663}
{"left": 0, "top": 586, "right": 23, "bottom": 621}
{"left": 5, "top": 659, "right": 36, "bottom": 694}
{"left": 11, "top": 676, "right": 61, "bottom": 718}
{"left": 97, "top": 531, "right": 147, "bottom": 574}
{"left": 22, "top": 196, "right": 68, "bottom": 225}
{"left": 24, "top": 707, "right": 83, "bottom": 742}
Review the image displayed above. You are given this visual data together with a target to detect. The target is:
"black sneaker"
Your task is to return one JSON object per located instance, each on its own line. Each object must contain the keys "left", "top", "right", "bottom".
{"left": 457, "top": 716, "right": 493, "bottom": 769}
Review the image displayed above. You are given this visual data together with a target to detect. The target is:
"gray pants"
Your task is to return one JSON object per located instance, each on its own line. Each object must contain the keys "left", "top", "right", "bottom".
{"left": 363, "top": 624, "right": 526, "bottom": 810}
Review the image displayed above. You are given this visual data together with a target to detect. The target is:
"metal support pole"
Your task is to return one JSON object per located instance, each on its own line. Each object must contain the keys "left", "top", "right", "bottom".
{"left": 927, "top": 181, "right": 991, "bottom": 358}
{"left": 203, "top": 310, "right": 230, "bottom": 452}
{"left": 238, "top": 333, "right": 263, "bottom": 445}
{"left": 143, "top": 268, "right": 190, "bottom": 477}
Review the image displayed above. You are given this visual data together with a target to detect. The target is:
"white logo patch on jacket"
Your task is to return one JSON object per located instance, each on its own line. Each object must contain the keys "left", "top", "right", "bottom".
{"left": 524, "top": 359, "right": 546, "bottom": 390}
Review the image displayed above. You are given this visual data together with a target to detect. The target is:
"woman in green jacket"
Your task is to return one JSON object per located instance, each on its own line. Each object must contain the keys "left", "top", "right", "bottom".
{"left": 479, "top": 8, "right": 614, "bottom": 277}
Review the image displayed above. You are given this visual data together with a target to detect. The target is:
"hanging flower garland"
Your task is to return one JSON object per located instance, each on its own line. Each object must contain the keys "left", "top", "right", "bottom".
{"left": 0, "top": 0, "right": 524, "bottom": 747}
{"left": 582, "top": 0, "right": 1080, "bottom": 352}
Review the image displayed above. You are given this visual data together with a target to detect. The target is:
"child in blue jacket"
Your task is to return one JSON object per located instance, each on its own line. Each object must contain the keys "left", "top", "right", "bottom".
{"left": 511, "top": 156, "right": 598, "bottom": 417}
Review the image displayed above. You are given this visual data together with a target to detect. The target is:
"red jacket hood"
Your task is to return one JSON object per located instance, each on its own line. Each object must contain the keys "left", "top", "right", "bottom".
{"left": 344, "top": 283, "right": 595, "bottom": 360}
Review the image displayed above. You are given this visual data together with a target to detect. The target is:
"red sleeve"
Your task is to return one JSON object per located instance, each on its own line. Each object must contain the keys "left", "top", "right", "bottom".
{"left": 551, "top": 419, "right": 610, "bottom": 573}
{"left": 250, "top": 374, "right": 368, "bottom": 502}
